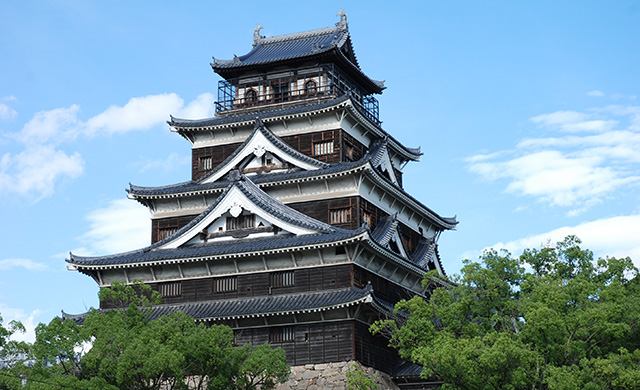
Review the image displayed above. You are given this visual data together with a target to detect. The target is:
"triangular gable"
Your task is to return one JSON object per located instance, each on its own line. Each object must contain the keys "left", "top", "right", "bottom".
{"left": 370, "top": 214, "right": 409, "bottom": 259}
{"left": 200, "top": 119, "right": 329, "bottom": 184}
{"left": 369, "top": 140, "right": 400, "bottom": 186}
{"left": 160, "top": 174, "right": 335, "bottom": 249}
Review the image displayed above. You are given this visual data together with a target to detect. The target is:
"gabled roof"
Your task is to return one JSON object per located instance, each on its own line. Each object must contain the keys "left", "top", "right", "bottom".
{"left": 70, "top": 175, "right": 365, "bottom": 268}
{"left": 128, "top": 144, "right": 458, "bottom": 231}
{"left": 370, "top": 214, "right": 409, "bottom": 259}
{"left": 369, "top": 139, "right": 401, "bottom": 186}
{"left": 199, "top": 118, "right": 329, "bottom": 184}
{"left": 211, "top": 13, "right": 385, "bottom": 94}
{"left": 168, "top": 95, "right": 422, "bottom": 162}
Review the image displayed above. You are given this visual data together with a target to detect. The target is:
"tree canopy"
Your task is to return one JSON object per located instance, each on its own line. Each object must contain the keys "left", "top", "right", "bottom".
{"left": 372, "top": 236, "right": 640, "bottom": 390}
{"left": 1, "top": 281, "right": 289, "bottom": 390}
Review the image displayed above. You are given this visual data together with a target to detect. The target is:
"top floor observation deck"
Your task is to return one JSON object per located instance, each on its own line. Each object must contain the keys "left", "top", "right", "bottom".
{"left": 214, "top": 63, "right": 380, "bottom": 126}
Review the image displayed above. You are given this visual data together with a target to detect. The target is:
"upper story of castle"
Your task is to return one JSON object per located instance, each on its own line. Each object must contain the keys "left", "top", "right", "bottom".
{"left": 210, "top": 10, "right": 384, "bottom": 125}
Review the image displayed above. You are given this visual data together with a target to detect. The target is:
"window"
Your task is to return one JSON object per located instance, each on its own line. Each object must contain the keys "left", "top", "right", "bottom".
{"left": 159, "top": 282, "right": 181, "bottom": 297}
{"left": 200, "top": 156, "right": 213, "bottom": 171}
{"left": 330, "top": 208, "right": 351, "bottom": 224}
{"left": 314, "top": 140, "right": 334, "bottom": 156}
{"left": 272, "top": 82, "right": 289, "bottom": 103}
{"left": 226, "top": 214, "right": 255, "bottom": 231}
{"left": 158, "top": 227, "right": 178, "bottom": 240}
{"left": 270, "top": 271, "right": 295, "bottom": 288}
{"left": 304, "top": 80, "right": 317, "bottom": 95}
{"left": 245, "top": 88, "right": 257, "bottom": 105}
{"left": 214, "top": 276, "right": 237, "bottom": 293}
{"left": 269, "top": 326, "right": 294, "bottom": 343}
{"left": 362, "top": 212, "right": 373, "bottom": 227}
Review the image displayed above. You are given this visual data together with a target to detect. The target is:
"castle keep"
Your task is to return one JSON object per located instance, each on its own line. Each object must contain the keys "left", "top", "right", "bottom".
{"left": 67, "top": 12, "right": 456, "bottom": 387}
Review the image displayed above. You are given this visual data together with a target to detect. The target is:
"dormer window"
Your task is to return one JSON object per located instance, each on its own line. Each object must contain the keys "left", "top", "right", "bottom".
{"left": 305, "top": 80, "right": 317, "bottom": 96}
{"left": 245, "top": 88, "right": 258, "bottom": 105}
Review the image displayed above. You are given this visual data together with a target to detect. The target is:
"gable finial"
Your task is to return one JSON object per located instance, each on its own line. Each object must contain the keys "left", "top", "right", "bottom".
{"left": 253, "top": 23, "right": 265, "bottom": 47}
{"left": 336, "top": 8, "right": 347, "bottom": 29}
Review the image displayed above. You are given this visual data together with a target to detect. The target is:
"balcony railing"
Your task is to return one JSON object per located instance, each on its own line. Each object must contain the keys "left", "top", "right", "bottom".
{"left": 214, "top": 66, "right": 381, "bottom": 126}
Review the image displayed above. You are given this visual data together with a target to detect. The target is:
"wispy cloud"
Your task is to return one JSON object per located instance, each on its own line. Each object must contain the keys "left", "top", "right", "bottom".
{"left": 1, "top": 93, "right": 214, "bottom": 201}
{"left": 467, "top": 102, "right": 640, "bottom": 215}
{"left": 0, "top": 103, "right": 17, "bottom": 121}
{"left": 587, "top": 90, "right": 604, "bottom": 97}
{"left": 483, "top": 214, "right": 640, "bottom": 267}
{"left": 0, "top": 258, "right": 49, "bottom": 271}
{"left": 74, "top": 198, "right": 150, "bottom": 256}
{"left": 0, "top": 304, "right": 41, "bottom": 343}
{"left": 134, "top": 152, "right": 190, "bottom": 173}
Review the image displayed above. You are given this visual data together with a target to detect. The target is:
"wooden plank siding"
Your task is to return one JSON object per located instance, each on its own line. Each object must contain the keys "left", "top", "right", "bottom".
{"left": 235, "top": 321, "right": 355, "bottom": 366}
{"left": 352, "top": 265, "right": 416, "bottom": 305}
{"left": 354, "top": 321, "right": 401, "bottom": 374}
{"left": 190, "top": 129, "right": 368, "bottom": 180}
{"left": 151, "top": 215, "right": 199, "bottom": 244}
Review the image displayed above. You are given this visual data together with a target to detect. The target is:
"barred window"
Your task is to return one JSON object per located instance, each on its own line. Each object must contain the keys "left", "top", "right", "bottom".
{"left": 158, "top": 227, "right": 178, "bottom": 241}
{"left": 214, "top": 276, "right": 237, "bottom": 293}
{"left": 269, "top": 326, "right": 294, "bottom": 343}
{"left": 226, "top": 214, "right": 255, "bottom": 231}
{"left": 314, "top": 140, "right": 334, "bottom": 156}
{"left": 200, "top": 156, "right": 213, "bottom": 171}
{"left": 362, "top": 212, "right": 373, "bottom": 227}
{"left": 160, "top": 282, "right": 181, "bottom": 297}
{"left": 270, "top": 271, "right": 295, "bottom": 288}
{"left": 330, "top": 208, "right": 351, "bottom": 224}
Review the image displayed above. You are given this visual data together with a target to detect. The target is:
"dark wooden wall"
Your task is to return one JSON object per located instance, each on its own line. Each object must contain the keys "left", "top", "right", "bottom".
{"left": 235, "top": 321, "right": 355, "bottom": 366}
{"left": 142, "top": 264, "right": 352, "bottom": 306}
{"left": 151, "top": 215, "right": 198, "bottom": 244}
{"left": 354, "top": 321, "right": 401, "bottom": 374}
{"left": 191, "top": 129, "right": 369, "bottom": 180}
{"left": 288, "top": 197, "right": 360, "bottom": 230}
{"left": 352, "top": 266, "right": 416, "bottom": 305}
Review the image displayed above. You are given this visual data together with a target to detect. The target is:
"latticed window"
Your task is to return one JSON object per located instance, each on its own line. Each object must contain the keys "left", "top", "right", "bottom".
{"left": 226, "top": 214, "right": 255, "bottom": 231}
{"left": 270, "top": 271, "right": 295, "bottom": 288}
{"left": 330, "top": 208, "right": 351, "bottom": 224}
{"left": 362, "top": 212, "right": 373, "bottom": 227}
{"left": 269, "top": 326, "right": 294, "bottom": 343}
{"left": 214, "top": 276, "right": 237, "bottom": 293}
{"left": 159, "top": 282, "right": 181, "bottom": 297}
{"left": 158, "top": 227, "right": 178, "bottom": 240}
{"left": 314, "top": 140, "right": 334, "bottom": 156}
{"left": 200, "top": 156, "right": 213, "bottom": 171}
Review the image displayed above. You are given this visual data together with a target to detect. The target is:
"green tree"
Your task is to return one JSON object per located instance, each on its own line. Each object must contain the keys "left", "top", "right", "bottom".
{"left": 372, "top": 236, "right": 640, "bottom": 390}
{"left": 13, "top": 280, "right": 290, "bottom": 390}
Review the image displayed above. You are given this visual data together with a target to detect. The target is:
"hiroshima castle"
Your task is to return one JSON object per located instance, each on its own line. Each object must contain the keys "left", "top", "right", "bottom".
{"left": 66, "top": 11, "right": 457, "bottom": 389}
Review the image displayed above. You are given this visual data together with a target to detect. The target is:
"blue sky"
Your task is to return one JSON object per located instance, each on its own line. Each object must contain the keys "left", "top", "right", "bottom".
{"left": 1, "top": 1, "right": 639, "bottom": 341}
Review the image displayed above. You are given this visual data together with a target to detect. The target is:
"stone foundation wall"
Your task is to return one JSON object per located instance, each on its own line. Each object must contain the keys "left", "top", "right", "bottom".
{"left": 276, "top": 361, "right": 400, "bottom": 390}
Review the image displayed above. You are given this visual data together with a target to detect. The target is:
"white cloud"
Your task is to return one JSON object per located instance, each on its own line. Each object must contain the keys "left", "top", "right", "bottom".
{"left": 484, "top": 214, "right": 640, "bottom": 267}
{"left": 76, "top": 199, "right": 150, "bottom": 256}
{"left": 468, "top": 103, "right": 640, "bottom": 215}
{"left": 2, "top": 93, "right": 210, "bottom": 201}
{"left": 587, "top": 90, "right": 604, "bottom": 97}
{"left": 135, "top": 152, "right": 190, "bottom": 173}
{"left": 0, "top": 258, "right": 48, "bottom": 271}
{"left": 0, "top": 145, "right": 84, "bottom": 200}
{"left": 0, "top": 304, "right": 41, "bottom": 343}
{"left": 83, "top": 93, "right": 185, "bottom": 136}
{"left": 0, "top": 103, "right": 17, "bottom": 121}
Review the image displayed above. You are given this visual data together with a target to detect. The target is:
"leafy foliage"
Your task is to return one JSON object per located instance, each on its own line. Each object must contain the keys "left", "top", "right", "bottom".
{"left": 372, "top": 236, "right": 640, "bottom": 390}
{"left": 1, "top": 280, "right": 289, "bottom": 390}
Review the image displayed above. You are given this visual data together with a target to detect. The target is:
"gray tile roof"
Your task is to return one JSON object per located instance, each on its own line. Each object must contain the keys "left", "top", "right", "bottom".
{"left": 196, "top": 118, "right": 329, "bottom": 184}
{"left": 370, "top": 214, "right": 400, "bottom": 247}
{"left": 210, "top": 19, "right": 384, "bottom": 94}
{"left": 411, "top": 237, "right": 437, "bottom": 270}
{"left": 62, "top": 285, "right": 386, "bottom": 324}
{"left": 70, "top": 174, "right": 366, "bottom": 267}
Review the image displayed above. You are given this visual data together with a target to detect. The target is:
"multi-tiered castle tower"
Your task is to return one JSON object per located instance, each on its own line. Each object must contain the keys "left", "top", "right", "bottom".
{"left": 67, "top": 12, "right": 456, "bottom": 386}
